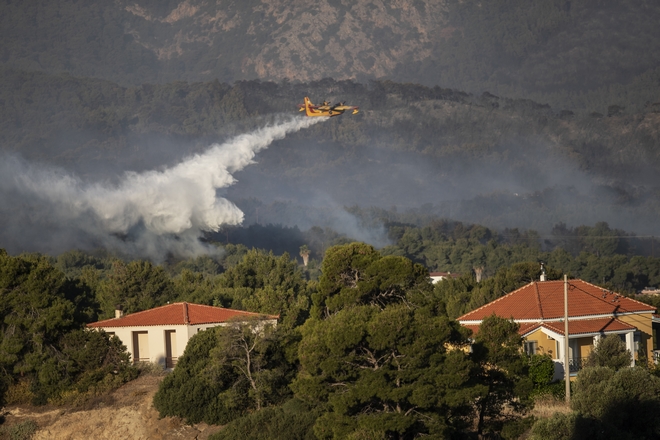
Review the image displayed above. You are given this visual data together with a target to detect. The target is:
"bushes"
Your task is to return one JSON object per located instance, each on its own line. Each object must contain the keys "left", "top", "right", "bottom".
{"left": 528, "top": 354, "right": 554, "bottom": 387}
{"left": 0, "top": 251, "right": 139, "bottom": 406}
{"left": 572, "top": 367, "right": 660, "bottom": 438}
{"left": 584, "top": 335, "right": 632, "bottom": 371}
{"left": 528, "top": 354, "right": 563, "bottom": 398}
{"left": 34, "top": 330, "right": 137, "bottom": 406}
{"left": 0, "top": 419, "right": 38, "bottom": 440}
{"left": 530, "top": 367, "right": 660, "bottom": 440}
{"left": 153, "top": 327, "right": 249, "bottom": 425}
{"left": 209, "top": 399, "right": 319, "bottom": 440}
{"left": 530, "top": 412, "right": 580, "bottom": 440}
{"left": 154, "top": 320, "right": 294, "bottom": 425}
{"left": 3, "top": 381, "right": 33, "bottom": 406}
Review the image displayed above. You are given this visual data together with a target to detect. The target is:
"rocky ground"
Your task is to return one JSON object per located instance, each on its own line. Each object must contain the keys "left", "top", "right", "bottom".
{"left": 2, "top": 374, "right": 224, "bottom": 440}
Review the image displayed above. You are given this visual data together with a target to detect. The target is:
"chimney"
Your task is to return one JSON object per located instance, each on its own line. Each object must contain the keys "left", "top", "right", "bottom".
{"left": 540, "top": 263, "right": 547, "bottom": 282}
{"left": 115, "top": 305, "right": 124, "bottom": 319}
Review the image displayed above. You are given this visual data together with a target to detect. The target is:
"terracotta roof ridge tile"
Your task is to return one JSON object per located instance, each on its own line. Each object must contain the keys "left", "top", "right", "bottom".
{"left": 457, "top": 281, "right": 537, "bottom": 321}
{"left": 184, "top": 303, "right": 281, "bottom": 320}
{"left": 113, "top": 302, "right": 183, "bottom": 319}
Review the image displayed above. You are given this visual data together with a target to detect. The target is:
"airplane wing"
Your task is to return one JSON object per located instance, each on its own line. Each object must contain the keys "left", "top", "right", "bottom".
{"left": 332, "top": 105, "right": 360, "bottom": 114}
{"left": 298, "top": 97, "right": 359, "bottom": 116}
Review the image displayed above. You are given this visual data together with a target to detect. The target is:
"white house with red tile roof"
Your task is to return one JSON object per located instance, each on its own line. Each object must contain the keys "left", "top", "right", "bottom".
{"left": 457, "top": 279, "right": 657, "bottom": 379}
{"left": 88, "top": 302, "right": 278, "bottom": 368}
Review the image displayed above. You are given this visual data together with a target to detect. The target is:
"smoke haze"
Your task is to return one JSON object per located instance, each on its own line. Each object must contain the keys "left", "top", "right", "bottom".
{"left": 0, "top": 116, "right": 324, "bottom": 259}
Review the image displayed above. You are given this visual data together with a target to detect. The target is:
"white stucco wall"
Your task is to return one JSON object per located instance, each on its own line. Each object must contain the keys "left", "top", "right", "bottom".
{"left": 94, "top": 318, "right": 278, "bottom": 367}
{"left": 99, "top": 324, "right": 189, "bottom": 366}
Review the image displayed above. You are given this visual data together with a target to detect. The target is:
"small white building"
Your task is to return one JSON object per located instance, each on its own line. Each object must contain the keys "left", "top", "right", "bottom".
{"left": 429, "top": 271, "right": 461, "bottom": 284}
{"left": 87, "top": 302, "right": 278, "bottom": 368}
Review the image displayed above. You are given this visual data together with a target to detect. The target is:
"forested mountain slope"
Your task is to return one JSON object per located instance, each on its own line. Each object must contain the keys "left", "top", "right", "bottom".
{"left": 1, "top": 71, "right": 660, "bottom": 245}
{"left": 1, "top": 0, "right": 659, "bottom": 111}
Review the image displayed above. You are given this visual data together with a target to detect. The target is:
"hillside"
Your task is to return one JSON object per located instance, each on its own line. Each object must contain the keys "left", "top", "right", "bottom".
{"left": 1, "top": 0, "right": 659, "bottom": 110}
{"left": 1, "top": 72, "right": 660, "bottom": 258}
{"left": 2, "top": 375, "right": 222, "bottom": 440}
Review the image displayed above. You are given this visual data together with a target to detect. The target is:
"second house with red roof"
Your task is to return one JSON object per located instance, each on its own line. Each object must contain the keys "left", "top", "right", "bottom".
{"left": 457, "top": 278, "right": 658, "bottom": 379}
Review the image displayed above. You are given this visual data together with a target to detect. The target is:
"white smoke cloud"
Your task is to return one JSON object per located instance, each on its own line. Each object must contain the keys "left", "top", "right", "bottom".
{"left": 0, "top": 116, "right": 324, "bottom": 259}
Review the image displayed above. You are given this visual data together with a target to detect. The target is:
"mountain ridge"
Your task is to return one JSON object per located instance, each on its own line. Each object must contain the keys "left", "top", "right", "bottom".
{"left": 2, "top": 0, "right": 659, "bottom": 110}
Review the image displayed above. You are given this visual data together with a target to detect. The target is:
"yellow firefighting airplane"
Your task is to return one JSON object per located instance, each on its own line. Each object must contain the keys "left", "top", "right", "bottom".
{"left": 298, "top": 97, "right": 359, "bottom": 117}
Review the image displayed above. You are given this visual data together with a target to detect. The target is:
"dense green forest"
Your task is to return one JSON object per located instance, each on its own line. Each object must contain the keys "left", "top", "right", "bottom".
{"left": 3, "top": 216, "right": 660, "bottom": 437}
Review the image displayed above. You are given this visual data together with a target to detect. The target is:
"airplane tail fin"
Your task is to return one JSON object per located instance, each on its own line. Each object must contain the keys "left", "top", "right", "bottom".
{"left": 304, "top": 97, "right": 316, "bottom": 117}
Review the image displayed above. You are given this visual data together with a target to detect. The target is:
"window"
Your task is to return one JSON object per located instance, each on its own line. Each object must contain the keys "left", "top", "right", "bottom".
{"left": 524, "top": 340, "right": 538, "bottom": 355}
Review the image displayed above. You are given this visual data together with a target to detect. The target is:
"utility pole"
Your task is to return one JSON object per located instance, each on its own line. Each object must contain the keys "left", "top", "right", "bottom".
{"left": 564, "top": 274, "right": 570, "bottom": 404}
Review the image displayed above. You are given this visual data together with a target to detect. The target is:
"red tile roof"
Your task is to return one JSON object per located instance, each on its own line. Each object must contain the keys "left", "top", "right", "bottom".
{"left": 458, "top": 279, "right": 655, "bottom": 322}
{"left": 87, "top": 302, "right": 278, "bottom": 328}
{"left": 528, "top": 318, "right": 636, "bottom": 336}
{"left": 463, "top": 317, "right": 634, "bottom": 337}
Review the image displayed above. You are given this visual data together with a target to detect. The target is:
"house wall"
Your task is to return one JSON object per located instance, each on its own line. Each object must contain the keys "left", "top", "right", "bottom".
{"left": 524, "top": 328, "right": 557, "bottom": 357}
{"left": 576, "top": 337, "right": 593, "bottom": 359}
{"left": 619, "top": 313, "right": 654, "bottom": 363}
{"left": 95, "top": 318, "right": 279, "bottom": 367}
{"left": 95, "top": 325, "right": 189, "bottom": 367}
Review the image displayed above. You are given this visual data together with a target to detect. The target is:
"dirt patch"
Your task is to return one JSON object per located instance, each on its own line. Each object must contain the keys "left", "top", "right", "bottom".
{"left": 2, "top": 375, "right": 223, "bottom": 440}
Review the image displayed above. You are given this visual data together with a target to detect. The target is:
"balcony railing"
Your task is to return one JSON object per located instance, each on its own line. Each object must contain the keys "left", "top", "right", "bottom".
{"left": 567, "top": 357, "right": 587, "bottom": 373}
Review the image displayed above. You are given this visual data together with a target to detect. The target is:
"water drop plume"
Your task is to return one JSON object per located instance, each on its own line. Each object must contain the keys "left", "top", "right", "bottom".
{"left": 0, "top": 116, "right": 324, "bottom": 260}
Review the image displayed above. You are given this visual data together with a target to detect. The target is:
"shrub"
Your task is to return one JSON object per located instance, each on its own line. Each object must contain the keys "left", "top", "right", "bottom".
{"left": 153, "top": 327, "right": 247, "bottom": 425}
{"left": 209, "top": 399, "right": 318, "bottom": 440}
{"left": 3, "top": 381, "right": 34, "bottom": 406}
{"left": 528, "top": 354, "right": 554, "bottom": 387}
{"left": 585, "top": 335, "right": 631, "bottom": 371}
{"left": 0, "top": 419, "right": 38, "bottom": 440}
{"left": 501, "top": 416, "right": 536, "bottom": 440}
{"left": 135, "top": 362, "right": 166, "bottom": 377}
{"left": 571, "top": 366, "right": 660, "bottom": 438}
{"left": 529, "top": 412, "right": 579, "bottom": 440}
{"left": 531, "top": 367, "right": 660, "bottom": 440}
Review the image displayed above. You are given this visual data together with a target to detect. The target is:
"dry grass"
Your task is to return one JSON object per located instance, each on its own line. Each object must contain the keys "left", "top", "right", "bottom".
{"left": 530, "top": 395, "right": 572, "bottom": 419}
